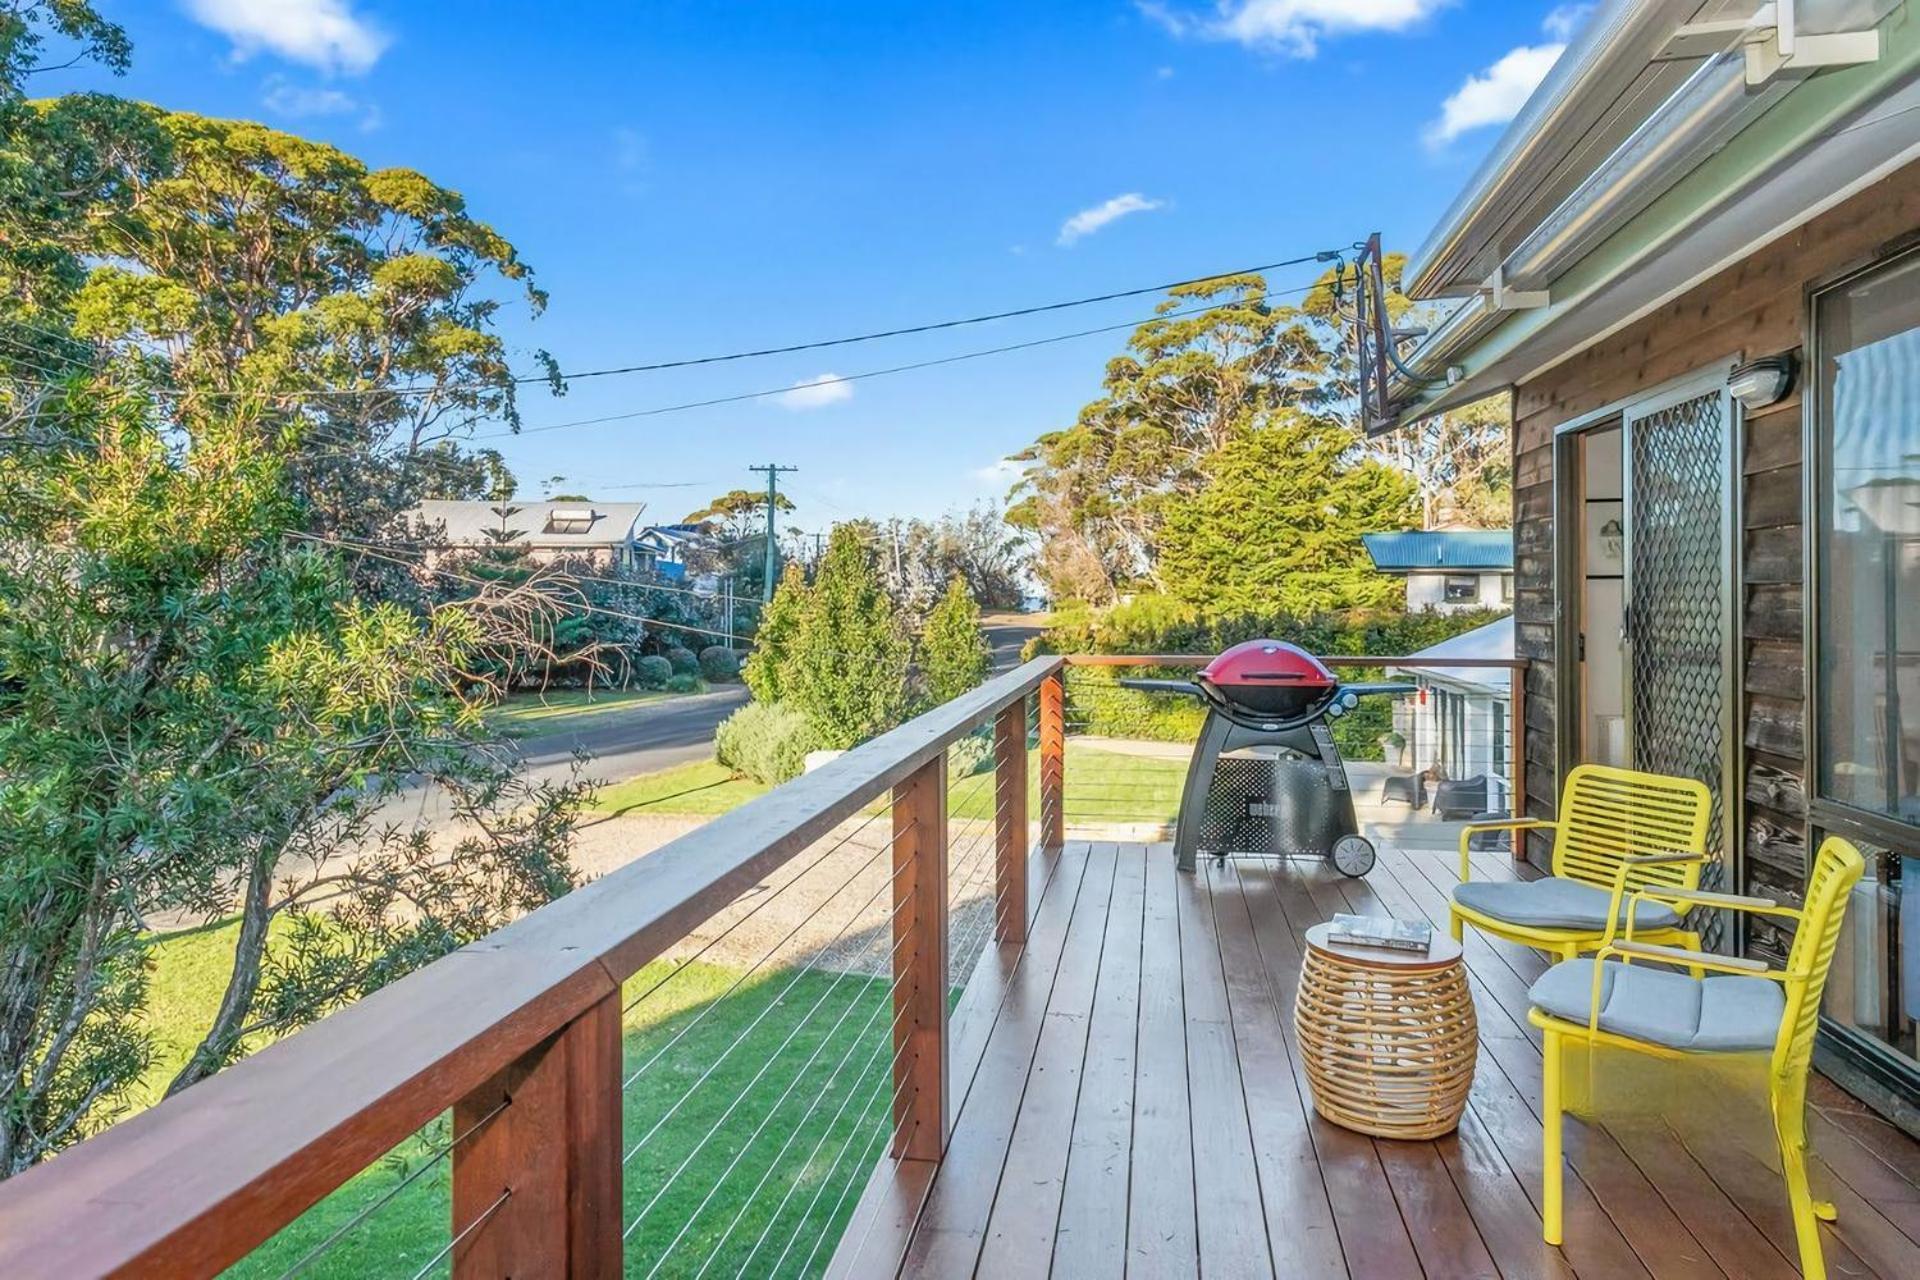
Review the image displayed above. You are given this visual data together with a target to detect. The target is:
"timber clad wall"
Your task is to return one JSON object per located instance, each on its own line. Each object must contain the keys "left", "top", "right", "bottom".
{"left": 1510, "top": 159, "right": 1920, "bottom": 956}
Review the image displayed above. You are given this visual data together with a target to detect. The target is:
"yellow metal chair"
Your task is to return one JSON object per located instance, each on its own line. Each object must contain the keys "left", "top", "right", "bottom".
{"left": 1451, "top": 763, "right": 1713, "bottom": 962}
{"left": 1527, "top": 835, "right": 1866, "bottom": 1279}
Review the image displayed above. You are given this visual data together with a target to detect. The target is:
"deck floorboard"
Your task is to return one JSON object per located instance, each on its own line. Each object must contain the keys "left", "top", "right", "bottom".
{"left": 833, "top": 841, "right": 1920, "bottom": 1279}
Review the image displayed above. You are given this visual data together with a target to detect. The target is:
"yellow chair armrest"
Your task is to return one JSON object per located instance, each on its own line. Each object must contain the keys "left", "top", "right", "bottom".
{"left": 1622, "top": 851, "right": 1712, "bottom": 867}
{"left": 1601, "top": 940, "right": 1777, "bottom": 975}
{"left": 1458, "top": 819, "right": 1556, "bottom": 882}
{"left": 1628, "top": 881, "right": 1803, "bottom": 922}
{"left": 1603, "top": 850, "right": 1710, "bottom": 943}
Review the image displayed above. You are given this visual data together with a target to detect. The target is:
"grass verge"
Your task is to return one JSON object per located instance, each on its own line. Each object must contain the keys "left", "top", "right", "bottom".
{"left": 228, "top": 958, "right": 896, "bottom": 1278}
{"left": 486, "top": 685, "right": 712, "bottom": 737}
{"left": 591, "top": 744, "right": 1186, "bottom": 826}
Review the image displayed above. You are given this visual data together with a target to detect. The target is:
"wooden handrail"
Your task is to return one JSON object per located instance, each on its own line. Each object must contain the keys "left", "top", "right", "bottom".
{"left": 1060, "top": 652, "right": 1527, "bottom": 670}
{"left": 0, "top": 646, "right": 1531, "bottom": 1276}
{"left": 0, "top": 656, "right": 1065, "bottom": 1279}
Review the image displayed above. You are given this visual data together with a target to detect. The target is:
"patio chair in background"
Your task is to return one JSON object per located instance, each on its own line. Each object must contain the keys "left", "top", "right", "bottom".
{"left": 1450, "top": 763, "right": 1712, "bottom": 961}
{"left": 1381, "top": 773, "right": 1425, "bottom": 807}
{"left": 1432, "top": 774, "right": 1489, "bottom": 819}
{"left": 1526, "top": 835, "right": 1866, "bottom": 1279}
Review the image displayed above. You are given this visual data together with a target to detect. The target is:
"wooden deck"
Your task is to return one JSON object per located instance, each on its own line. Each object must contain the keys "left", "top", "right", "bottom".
{"left": 828, "top": 841, "right": 1920, "bottom": 1279}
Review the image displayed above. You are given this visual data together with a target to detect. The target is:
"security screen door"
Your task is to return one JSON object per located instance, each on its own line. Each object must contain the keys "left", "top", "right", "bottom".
{"left": 1623, "top": 386, "right": 1737, "bottom": 944}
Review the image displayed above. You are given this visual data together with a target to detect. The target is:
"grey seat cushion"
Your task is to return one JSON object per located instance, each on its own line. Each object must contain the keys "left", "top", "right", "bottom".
{"left": 1528, "top": 958, "right": 1785, "bottom": 1052}
{"left": 1452, "top": 876, "right": 1681, "bottom": 932}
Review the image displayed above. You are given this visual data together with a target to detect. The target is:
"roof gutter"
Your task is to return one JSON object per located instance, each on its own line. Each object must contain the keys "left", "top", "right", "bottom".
{"left": 1500, "top": 43, "right": 1795, "bottom": 293}
{"left": 1404, "top": 0, "right": 1699, "bottom": 300}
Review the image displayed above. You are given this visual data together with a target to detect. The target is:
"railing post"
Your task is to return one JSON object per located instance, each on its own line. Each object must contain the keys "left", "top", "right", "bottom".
{"left": 1510, "top": 665, "right": 1528, "bottom": 862}
{"left": 993, "top": 700, "right": 1029, "bottom": 944}
{"left": 891, "top": 751, "right": 948, "bottom": 1161}
{"left": 452, "top": 990, "right": 622, "bottom": 1279}
{"left": 1038, "top": 670, "right": 1065, "bottom": 852}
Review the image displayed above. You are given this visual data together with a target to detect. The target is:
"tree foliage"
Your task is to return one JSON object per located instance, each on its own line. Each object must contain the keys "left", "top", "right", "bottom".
{"left": 785, "top": 527, "right": 913, "bottom": 750}
{"left": 873, "top": 503, "right": 1028, "bottom": 612}
{"left": 64, "top": 102, "right": 552, "bottom": 538}
{"left": 0, "top": 3, "right": 582, "bottom": 1172}
{"left": 919, "top": 575, "right": 991, "bottom": 708}
{"left": 1006, "top": 257, "right": 1510, "bottom": 611}
{"left": 741, "top": 562, "right": 808, "bottom": 704}
{"left": 743, "top": 529, "right": 912, "bottom": 750}
{"left": 1157, "top": 414, "right": 1417, "bottom": 616}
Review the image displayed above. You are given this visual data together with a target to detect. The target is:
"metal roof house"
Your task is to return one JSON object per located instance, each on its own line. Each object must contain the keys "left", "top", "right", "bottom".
{"left": 1372, "top": 0, "right": 1920, "bottom": 1127}
{"left": 1387, "top": 616, "right": 1518, "bottom": 811}
{"left": 1362, "top": 530, "right": 1514, "bottom": 613}
{"left": 407, "top": 499, "right": 650, "bottom": 564}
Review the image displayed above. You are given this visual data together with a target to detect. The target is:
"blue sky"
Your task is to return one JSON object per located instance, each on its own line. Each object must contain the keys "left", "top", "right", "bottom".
{"left": 65, "top": 1, "right": 1579, "bottom": 532}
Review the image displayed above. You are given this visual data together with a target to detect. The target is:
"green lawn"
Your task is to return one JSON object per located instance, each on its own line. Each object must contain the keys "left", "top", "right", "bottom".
{"left": 593, "top": 743, "right": 1185, "bottom": 826}
{"left": 136, "top": 741, "right": 1181, "bottom": 1277}
{"left": 590, "top": 758, "right": 771, "bottom": 817}
{"left": 485, "top": 687, "right": 694, "bottom": 737}
{"left": 137, "top": 917, "right": 290, "bottom": 1110}
{"left": 229, "top": 958, "right": 896, "bottom": 1279}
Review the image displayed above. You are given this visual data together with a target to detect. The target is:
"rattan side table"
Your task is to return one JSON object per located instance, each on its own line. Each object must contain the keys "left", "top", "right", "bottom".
{"left": 1294, "top": 922, "right": 1476, "bottom": 1140}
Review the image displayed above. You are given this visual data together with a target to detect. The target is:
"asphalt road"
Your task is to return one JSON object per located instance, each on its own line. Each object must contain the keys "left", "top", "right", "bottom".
{"left": 982, "top": 615, "right": 1045, "bottom": 670}
{"left": 374, "top": 684, "right": 750, "bottom": 828}
{"left": 516, "top": 685, "right": 751, "bottom": 785}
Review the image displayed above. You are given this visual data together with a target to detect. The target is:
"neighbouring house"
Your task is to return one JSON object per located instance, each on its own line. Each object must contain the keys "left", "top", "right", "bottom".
{"left": 631, "top": 522, "right": 707, "bottom": 582}
{"left": 1388, "top": 616, "right": 1516, "bottom": 811}
{"left": 1372, "top": 0, "right": 1920, "bottom": 1127}
{"left": 1362, "top": 529, "right": 1513, "bottom": 613}
{"left": 407, "top": 499, "right": 650, "bottom": 566}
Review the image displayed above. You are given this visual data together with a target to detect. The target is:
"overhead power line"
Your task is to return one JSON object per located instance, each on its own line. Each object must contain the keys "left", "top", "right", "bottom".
{"left": 468, "top": 283, "right": 1312, "bottom": 443}
{"left": 504, "top": 251, "right": 1343, "bottom": 387}
{"left": 1, "top": 250, "right": 1341, "bottom": 400}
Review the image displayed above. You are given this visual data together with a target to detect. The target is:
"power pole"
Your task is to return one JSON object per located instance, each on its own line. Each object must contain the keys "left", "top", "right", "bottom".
{"left": 748, "top": 463, "right": 797, "bottom": 602}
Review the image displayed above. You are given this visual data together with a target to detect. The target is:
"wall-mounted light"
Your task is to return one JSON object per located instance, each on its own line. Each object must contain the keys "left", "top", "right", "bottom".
{"left": 1728, "top": 354, "right": 1797, "bottom": 412}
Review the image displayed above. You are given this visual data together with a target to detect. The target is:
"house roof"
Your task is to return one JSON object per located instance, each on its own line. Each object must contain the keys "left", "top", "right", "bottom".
{"left": 1381, "top": 0, "right": 1920, "bottom": 431}
{"left": 1391, "top": 616, "right": 1514, "bottom": 695}
{"left": 409, "top": 500, "right": 648, "bottom": 548}
{"left": 1362, "top": 531, "right": 1513, "bottom": 572}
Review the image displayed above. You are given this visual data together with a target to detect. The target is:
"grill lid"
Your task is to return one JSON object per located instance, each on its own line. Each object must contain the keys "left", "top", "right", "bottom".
{"left": 1199, "top": 639, "right": 1336, "bottom": 690}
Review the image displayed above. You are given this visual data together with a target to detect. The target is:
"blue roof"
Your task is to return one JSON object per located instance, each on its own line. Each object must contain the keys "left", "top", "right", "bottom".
{"left": 1362, "top": 530, "right": 1512, "bottom": 572}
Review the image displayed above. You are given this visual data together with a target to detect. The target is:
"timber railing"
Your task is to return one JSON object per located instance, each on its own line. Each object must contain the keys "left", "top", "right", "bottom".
{"left": 1057, "top": 653, "right": 1529, "bottom": 827}
{"left": 0, "top": 649, "right": 1526, "bottom": 1278}
{"left": 0, "top": 657, "right": 1069, "bottom": 1278}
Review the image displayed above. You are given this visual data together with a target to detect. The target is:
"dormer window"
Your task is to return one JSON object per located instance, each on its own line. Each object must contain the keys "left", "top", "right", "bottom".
{"left": 544, "top": 507, "right": 598, "bottom": 535}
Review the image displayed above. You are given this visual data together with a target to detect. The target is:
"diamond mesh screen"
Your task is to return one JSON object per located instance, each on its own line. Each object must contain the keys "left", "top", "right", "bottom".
{"left": 1198, "top": 754, "right": 1334, "bottom": 856}
{"left": 1628, "top": 391, "right": 1731, "bottom": 946}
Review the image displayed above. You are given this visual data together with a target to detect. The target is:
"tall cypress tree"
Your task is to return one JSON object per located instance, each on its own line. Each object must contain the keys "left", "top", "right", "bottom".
{"left": 784, "top": 526, "right": 911, "bottom": 749}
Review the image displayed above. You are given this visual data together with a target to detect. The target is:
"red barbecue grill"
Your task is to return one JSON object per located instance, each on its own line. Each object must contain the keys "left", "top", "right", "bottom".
{"left": 1122, "top": 640, "right": 1411, "bottom": 875}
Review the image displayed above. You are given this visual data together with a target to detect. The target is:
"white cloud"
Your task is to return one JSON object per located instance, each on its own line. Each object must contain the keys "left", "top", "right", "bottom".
{"left": 778, "top": 374, "right": 854, "bottom": 411}
{"left": 261, "top": 75, "right": 380, "bottom": 129}
{"left": 1143, "top": 0, "right": 1449, "bottom": 58}
{"left": 1424, "top": 40, "right": 1564, "bottom": 148}
{"left": 1542, "top": 3, "right": 1592, "bottom": 42}
{"left": 183, "top": 0, "right": 389, "bottom": 74}
{"left": 613, "top": 127, "right": 648, "bottom": 174}
{"left": 973, "top": 458, "right": 1024, "bottom": 486}
{"left": 1057, "top": 193, "right": 1165, "bottom": 246}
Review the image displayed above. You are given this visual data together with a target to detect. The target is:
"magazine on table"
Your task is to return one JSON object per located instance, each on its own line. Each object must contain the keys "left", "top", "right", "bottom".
{"left": 1328, "top": 913, "right": 1433, "bottom": 953}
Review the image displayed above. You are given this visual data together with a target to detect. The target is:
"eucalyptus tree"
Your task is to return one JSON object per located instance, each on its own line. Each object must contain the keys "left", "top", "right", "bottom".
{"left": 0, "top": 1, "right": 582, "bottom": 1171}
{"left": 1004, "top": 272, "right": 1339, "bottom": 602}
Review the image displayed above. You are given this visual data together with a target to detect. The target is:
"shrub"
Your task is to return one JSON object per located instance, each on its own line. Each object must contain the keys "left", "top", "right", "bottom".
{"left": 743, "top": 563, "right": 807, "bottom": 702}
{"left": 664, "top": 645, "right": 699, "bottom": 676}
{"left": 920, "top": 576, "right": 991, "bottom": 709}
{"left": 715, "top": 701, "right": 824, "bottom": 785}
{"left": 783, "top": 527, "right": 913, "bottom": 750}
{"left": 664, "top": 673, "right": 704, "bottom": 694}
{"left": 699, "top": 645, "right": 741, "bottom": 682}
{"left": 947, "top": 730, "right": 994, "bottom": 780}
{"left": 633, "top": 655, "right": 673, "bottom": 689}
